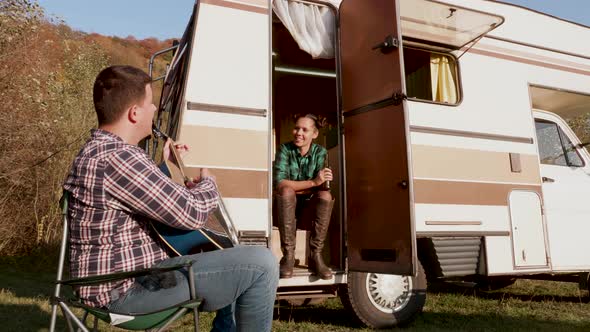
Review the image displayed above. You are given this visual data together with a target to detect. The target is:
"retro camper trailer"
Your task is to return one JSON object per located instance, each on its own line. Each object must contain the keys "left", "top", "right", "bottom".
{"left": 148, "top": 0, "right": 590, "bottom": 328}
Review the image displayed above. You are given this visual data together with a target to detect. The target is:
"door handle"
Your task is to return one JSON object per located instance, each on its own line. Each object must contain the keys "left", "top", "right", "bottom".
{"left": 542, "top": 176, "right": 555, "bottom": 183}
{"left": 372, "top": 35, "right": 399, "bottom": 54}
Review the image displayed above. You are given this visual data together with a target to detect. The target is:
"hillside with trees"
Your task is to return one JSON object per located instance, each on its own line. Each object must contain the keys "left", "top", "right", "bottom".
{"left": 0, "top": 0, "right": 175, "bottom": 255}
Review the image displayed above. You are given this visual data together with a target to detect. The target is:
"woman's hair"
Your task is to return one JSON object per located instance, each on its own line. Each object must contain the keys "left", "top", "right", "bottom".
{"left": 297, "top": 113, "right": 327, "bottom": 130}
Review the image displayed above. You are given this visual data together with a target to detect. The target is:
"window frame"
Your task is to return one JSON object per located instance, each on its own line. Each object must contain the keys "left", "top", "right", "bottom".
{"left": 402, "top": 45, "right": 463, "bottom": 107}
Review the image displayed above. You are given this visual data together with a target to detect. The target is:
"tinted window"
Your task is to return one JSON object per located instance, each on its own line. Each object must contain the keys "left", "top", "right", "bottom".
{"left": 535, "top": 120, "right": 584, "bottom": 167}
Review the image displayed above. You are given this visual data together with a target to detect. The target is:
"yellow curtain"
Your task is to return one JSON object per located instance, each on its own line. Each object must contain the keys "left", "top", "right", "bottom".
{"left": 430, "top": 55, "right": 457, "bottom": 103}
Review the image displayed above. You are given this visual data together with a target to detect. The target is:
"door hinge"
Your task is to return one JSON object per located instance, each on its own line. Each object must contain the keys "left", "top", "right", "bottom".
{"left": 372, "top": 34, "right": 399, "bottom": 54}
{"left": 392, "top": 92, "right": 407, "bottom": 106}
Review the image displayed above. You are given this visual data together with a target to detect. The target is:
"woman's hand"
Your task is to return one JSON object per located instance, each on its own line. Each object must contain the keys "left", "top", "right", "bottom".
{"left": 313, "top": 168, "right": 333, "bottom": 186}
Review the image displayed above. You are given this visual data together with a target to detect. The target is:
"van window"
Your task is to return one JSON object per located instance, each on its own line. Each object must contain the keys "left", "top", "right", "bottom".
{"left": 535, "top": 120, "right": 584, "bottom": 167}
{"left": 403, "top": 48, "right": 459, "bottom": 104}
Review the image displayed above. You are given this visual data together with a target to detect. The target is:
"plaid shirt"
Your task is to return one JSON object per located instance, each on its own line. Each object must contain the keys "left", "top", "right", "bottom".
{"left": 273, "top": 142, "right": 327, "bottom": 188}
{"left": 63, "top": 129, "right": 219, "bottom": 307}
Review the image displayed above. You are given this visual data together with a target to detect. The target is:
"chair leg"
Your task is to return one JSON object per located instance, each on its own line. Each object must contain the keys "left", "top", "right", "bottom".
{"left": 81, "top": 310, "right": 88, "bottom": 325}
{"left": 91, "top": 315, "right": 99, "bottom": 332}
{"left": 152, "top": 307, "right": 188, "bottom": 332}
{"left": 188, "top": 263, "right": 199, "bottom": 332}
{"left": 193, "top": 307, "right": 199, "bottom": 332}
{"left": 59, "top": 302, "right": 90, "bottom": 332}
{"left": 60, "top": 305, "right": 75, "bottom": 332}
{"left": 49, "top": 303, "right": 59, "bottom": 332}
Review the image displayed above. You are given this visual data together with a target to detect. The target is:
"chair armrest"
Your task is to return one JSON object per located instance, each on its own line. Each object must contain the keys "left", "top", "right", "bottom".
{"left": 58, "top": 262, "right": 192, "bottom": 286}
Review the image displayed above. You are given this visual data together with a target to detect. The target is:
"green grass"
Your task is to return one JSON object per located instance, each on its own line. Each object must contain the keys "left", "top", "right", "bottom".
{"left": 1, "top": 257, "right": 590, "bottom": 331}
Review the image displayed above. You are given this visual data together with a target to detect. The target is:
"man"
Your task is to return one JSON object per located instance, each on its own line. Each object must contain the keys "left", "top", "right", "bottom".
{"left": 273, "top": 114, "right": 334, "bottom": 279}
{"left": 63, "top": 65, "right": 278, "bottom": 332}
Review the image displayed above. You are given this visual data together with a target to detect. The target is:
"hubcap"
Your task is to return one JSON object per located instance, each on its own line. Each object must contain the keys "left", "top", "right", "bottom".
{"left": 366, "top": 273, "right": 412, "bottom": 313}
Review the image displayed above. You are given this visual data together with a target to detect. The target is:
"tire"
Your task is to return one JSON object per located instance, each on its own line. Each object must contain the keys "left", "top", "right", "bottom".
{"left": 340, "top": 262, "right": 427, "bottom": 329}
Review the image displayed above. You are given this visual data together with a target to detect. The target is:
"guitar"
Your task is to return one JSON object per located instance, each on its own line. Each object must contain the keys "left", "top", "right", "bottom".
{"left": 151, "top": 125, "right": 239, "bottom": 256}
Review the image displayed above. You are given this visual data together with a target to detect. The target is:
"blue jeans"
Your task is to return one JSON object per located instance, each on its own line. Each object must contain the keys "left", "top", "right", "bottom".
{"left": 107, "top": 246, "right": 279, "bottom": 332}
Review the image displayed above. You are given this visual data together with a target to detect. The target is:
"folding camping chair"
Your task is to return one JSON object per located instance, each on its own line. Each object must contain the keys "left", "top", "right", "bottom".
{"left": 49, "top": 191, "right": 201, "bottom": 332}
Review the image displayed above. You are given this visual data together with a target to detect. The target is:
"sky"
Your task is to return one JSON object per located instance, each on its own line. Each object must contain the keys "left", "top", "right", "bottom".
{"left": 37, "top": 0, "right": 196, "bottom": 40}
{"left": 37, "top": 0, "right": 590, "bottom": 40}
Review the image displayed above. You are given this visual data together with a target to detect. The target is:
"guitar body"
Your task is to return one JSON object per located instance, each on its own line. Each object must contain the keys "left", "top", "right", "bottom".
{"left": 152, "top": 221, "right": 230, "bottom": 256}
{"left": 151, "top": 147, "right": 235, "bottom": 256}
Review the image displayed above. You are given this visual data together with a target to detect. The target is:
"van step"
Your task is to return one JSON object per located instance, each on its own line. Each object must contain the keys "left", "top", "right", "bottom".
{"left": 278, "top": 268, "right": 346, "bottom": 288}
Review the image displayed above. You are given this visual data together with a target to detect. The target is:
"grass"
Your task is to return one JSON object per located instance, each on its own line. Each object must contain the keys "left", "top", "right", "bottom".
{"left": 1, "top": 256, "right": 590, "bottom": 331}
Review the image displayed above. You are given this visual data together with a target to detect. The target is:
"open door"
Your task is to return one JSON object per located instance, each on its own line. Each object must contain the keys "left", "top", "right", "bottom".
{"left": 339, "top": 0, "right": 414, "bottom": 275}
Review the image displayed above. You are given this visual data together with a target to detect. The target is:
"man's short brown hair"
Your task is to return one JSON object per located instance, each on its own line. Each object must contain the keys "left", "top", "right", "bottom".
{"left": 93, "top": 65, "right": 151, "bottom": 125}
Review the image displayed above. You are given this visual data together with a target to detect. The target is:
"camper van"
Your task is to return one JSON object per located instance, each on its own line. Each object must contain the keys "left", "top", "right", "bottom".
{"left": 148, "top": 0, "right": 590, "bottom": 328}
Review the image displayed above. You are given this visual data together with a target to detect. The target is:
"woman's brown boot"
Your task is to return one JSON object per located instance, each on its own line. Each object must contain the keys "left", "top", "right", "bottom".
{"left": 276, "top": 194, "right": 297, "bottom": 278}
{"left": 308, "top": 198, "right": 334, "bottom": 280}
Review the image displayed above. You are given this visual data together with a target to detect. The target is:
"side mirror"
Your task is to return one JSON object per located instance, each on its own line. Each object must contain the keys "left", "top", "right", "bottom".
{"left": 576, "top": 142, "right": 590, "bottom": 149}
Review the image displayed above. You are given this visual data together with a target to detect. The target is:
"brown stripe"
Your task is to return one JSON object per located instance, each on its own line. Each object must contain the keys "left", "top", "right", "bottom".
{"left": 178, "top": 125, "right": 268, "bottom": 169}
{"left": 414, "top": 179, "right": 541, "bottom": 206}
{"left": 417, "top": 231, "right": 510, "bottom": 237}
{"left": 469, "top": 48, "right": 590, "bottom": 77}
{"left": 410, "top": 126, "right": 534, "bottom": 144}
{"left": 187, "top": 101, "right": 267, "bottom": 117}
{"left": 201, "top": 0, "right": 268, "bottom": 14}
{"left": 185, "top": 167, "right": 268, "bottom": 199}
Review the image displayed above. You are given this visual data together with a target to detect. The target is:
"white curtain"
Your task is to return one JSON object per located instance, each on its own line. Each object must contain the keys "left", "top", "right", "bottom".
{"left": 272, "top": 0, "right": 342, "bottom": 59}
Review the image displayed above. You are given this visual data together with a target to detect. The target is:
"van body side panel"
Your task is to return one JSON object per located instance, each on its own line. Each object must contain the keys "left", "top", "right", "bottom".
{"left": 179, "top": 1, "right": 270, "bottom": 233}
{"left": 407, "top": 0, "right": 590, "bottom": 274}
{"left": 339, "top": 0, "right": 415, "bottom": 275}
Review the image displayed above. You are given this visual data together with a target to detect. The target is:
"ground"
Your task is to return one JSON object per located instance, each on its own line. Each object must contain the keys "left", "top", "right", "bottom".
{"left": 1, "top": 256, "right": 589, "bottom": 331}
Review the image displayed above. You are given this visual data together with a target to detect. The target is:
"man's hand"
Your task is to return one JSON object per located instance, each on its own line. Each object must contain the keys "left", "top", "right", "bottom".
{"left": 163, "top": 139, "right": 190, "bottom": 161}
{"left": 312, "top": 168, "right": 333, "bottom": 186}
{"left": 200, "top": 168, "right": 215, "bottom": 182}
{"left": 184, "top": 168, "right": 215, "bottom": 189}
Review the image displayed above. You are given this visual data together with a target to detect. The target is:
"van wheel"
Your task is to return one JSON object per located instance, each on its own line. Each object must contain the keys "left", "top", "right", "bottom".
{"left": 340, "top": 262, "right": 426, "bottom": 329}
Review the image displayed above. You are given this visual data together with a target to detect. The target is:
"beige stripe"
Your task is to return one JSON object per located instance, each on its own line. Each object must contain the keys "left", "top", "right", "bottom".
{"left": 414, "top": 179, "right": 541, "bottom": 206}
{"left": 469, "top": 48, "right": 590, "bottom": 77}
{"left": 178, "top": 125, "right": 268, "bottom": 169}
{"left": 201, "top": 0, "right": 268, "bottom": 14}
{"left": 425, "top": 221, "right": 482, "bottom": 226}
{"left": 184, "top": 167, "right": 268, "bottom": 199}
{"left": 485, "top": 35, "right": 590, "bottom": 61}
{"left": 412, "top": 145, "right": 541, "bottom": 185}
{"left": 478, "top": 43, "right": 590, "bottom": 72}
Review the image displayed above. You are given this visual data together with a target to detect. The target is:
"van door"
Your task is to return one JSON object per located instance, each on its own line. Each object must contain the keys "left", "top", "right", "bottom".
{"left": 339, "top": 0, "right": 415, "bottom": 275}
{"left": 535, "top": 112, "right": 590, "bottom": 271}
{"left": 164, "top": 0, "right": 271, "bottom": 237}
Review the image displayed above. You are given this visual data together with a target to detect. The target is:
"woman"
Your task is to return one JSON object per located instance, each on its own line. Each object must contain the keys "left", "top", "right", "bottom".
{"left": 273, "top": 114, "right": 334, "bottom": 279}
